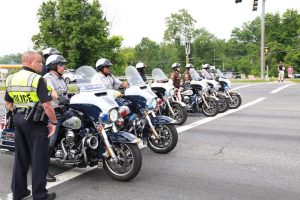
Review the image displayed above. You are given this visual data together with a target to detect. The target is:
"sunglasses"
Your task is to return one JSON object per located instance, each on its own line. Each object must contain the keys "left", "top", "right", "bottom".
{"left": 57, "top": 63, "right": 65, "bottom": 67}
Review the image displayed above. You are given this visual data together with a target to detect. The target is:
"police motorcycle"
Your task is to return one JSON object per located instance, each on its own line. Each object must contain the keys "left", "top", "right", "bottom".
{"left": 215, "top": 69, "right": 242, "bottom": 109}
{"left": 119, "top": 66, "right": 178, "bottom": 154}
{"left": 0, "top": 109, "right": 15, "bottom": 152}
{"left": 201, "top": 69, "right": 229, "bottom": 113}
{"left": 1, "top": 66, "right": 143, "bottom": 182}
{"left": 150, "top": 68, "right": 187, "bottom": 125}
{"left": 181, "top": 68, "right": 219, "bottom": 117}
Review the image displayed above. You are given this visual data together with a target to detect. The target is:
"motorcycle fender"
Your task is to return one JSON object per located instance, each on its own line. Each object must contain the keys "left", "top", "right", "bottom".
{"left": 171, "top": 101, "right": 187, "bottom": 107}
{"left": 151, "top": 115, "right": 176, "bottom": 125}
{"left": 229, "top": 91, "right": 240, "bottom": 96}
{"left": 110, "top": 131, "right": 141, "bottom": 144}
{"left": 217, "top": 93, "right": 230, "bottom": 99}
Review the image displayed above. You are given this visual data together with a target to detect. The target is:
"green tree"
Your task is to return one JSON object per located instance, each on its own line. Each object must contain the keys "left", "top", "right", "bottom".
{"left": 32, "top": 0, "right": 121, "bottom": 68}
{"left": 163, "top": 9, "right": 200, "bottom": 63}
{"left": 135, "top": 37, "right": 160, "bottom": 73}
{"left": 0, "top": 53, "right": 22, "bottom": 64}
{"left": 158, "top": 43, "right": 180, "bottom": 73}
{"left": 164, "top": 9, "right": 199, "bottom": 44}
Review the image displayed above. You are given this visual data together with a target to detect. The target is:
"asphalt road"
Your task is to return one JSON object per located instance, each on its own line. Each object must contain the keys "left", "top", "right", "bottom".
{"left": 0, "top": 82, "right": 300, "bottom": 200}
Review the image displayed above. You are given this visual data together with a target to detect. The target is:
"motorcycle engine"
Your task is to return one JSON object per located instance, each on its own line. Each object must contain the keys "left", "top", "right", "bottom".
{"left": 183, "top": 96, "right": 190, "bottom": 104}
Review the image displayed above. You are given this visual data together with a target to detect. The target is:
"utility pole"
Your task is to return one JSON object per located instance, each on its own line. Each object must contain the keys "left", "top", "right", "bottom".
{"left": 236, "top": 0, "right": 266, "bottom": 79}
{"left": 213, "top": 48, "right": 216, "bottom": 66}
{"left": 185, "top": 40, "right": 191, "bottom": 65}
{"left": 260, "top": 0, "right": 266, "bottom": 79}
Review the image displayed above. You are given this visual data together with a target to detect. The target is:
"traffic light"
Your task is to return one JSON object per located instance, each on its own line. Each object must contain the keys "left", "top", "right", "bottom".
{"left": 253, "top": 0, "right": 258, "bottom": 11}
{"left": 235, "top": 0, "right": 242, "bottom": 3}
{"left": 264, "top": 47, "right": 270, "bottom": 54}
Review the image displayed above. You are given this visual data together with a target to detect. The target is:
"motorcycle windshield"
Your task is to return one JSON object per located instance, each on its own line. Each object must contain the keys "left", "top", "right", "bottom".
{"left": 75, "top": 65, "right": 107, "bottom": 92}
{"left": 152, "top": 68, "right": 168, "bottom": 82}
{"left": 189, "top": 68, "right": 201, "bottom": 80}
{"left": 125, "top": 66, "right": 145, "bottom": 86}
{"left": 216, "top": 69, "right": 225, "bottom": 78}
{"left": 202, "top": 69, "right": 212, "bottom": 80}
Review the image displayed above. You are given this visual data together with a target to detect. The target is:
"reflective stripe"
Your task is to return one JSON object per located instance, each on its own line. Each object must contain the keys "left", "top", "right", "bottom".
{"left": 6, "top": 86, "right": 37, "bottom": 92}
{"left": 6, "top": 70, "right": 43, "bottom": 104}
{"left": 15, "top": 102, "right": 36, "bottom": 108}
{"left": 27, "top": 73, "right": 38, "bottom": 87}
{"left": 6, "top": 74, "right": 13, "bottom": 87}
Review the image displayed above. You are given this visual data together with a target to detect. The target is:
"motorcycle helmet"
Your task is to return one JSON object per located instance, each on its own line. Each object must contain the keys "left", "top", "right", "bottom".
{"left": 185, "top": 63, "right": 194, "bottom": 69}
{"left": 135, "top": 62, "right": 146, "bottom": 69}
{"left": 95, "top": 58, "right": 113, "bottom": 72}
{"left": 172, "top": 63, "right": 180, "bottom": 69}
{"left": 45, "top": 55, "right": 68, "bottom": 72}
{"left": 202, "top": 64, "right": 210, "bottom": 69}
{"left": 43, "top": 47, "right": 61, "bottom": 60}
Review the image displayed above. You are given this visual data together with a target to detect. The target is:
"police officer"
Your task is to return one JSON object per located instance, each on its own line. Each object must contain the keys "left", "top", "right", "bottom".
{"left": 170, "top": 63, "right": 181, "bottom": 88}
{"left": 170, "top": 63, "right": 182, "bottom": 101}
{"left": 44, "top": 54, "right": 68, "bottom": 182}
{"left": 183, "top": 63, "right": 194, "bottom": 85}
{"left": 5, "top": 51, "right": 57, "bottom": 200}
{"left": 91, "top": 58, "right": 128, "bottom": 89}
{"left": 135, "top": 62, "right": 147, "bottom": 82}
{"left": 41, "top": 48, "right": 62, "bottom": 76}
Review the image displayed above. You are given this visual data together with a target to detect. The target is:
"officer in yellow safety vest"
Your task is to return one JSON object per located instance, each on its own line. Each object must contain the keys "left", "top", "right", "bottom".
{"left": 4, "top": 51, "right": 57, "bottom": 200}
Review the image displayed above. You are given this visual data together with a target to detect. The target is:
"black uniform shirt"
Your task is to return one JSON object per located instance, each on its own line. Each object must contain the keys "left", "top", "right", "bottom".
{"left": 4, "top": 67, "right": 52, "bottom": 104}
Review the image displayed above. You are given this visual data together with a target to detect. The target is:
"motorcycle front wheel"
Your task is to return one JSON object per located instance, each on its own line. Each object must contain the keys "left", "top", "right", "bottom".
{"left": 147, "top": 124, "right": 178, "bottom": 154}
{"left": 217, "top": 96, "right": 229, "bottom": 113}
{"left": 103, "top": 143, "right": 142, "bottom": 181}
{"left": 201, "top": 98, "right": 219, "bottom": 117}
{"left": 170, "top": 103, "right": 187, "bottom": 125}
{"left": 228, "top": 93, "right": 242, "bottom": 109}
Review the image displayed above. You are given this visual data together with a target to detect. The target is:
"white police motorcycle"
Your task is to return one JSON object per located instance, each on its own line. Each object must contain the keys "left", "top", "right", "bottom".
{"left": 151, "top": 68, "right": 187, "bottom": 125}
{"left": 215, "top": 69, "right": 242, "bottom": 109}
{"left": 119, "top": 66, "right": 178, "bottom": 154}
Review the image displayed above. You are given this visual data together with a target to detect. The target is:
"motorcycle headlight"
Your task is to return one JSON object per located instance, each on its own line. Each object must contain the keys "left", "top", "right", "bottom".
{"left": 109, "top": 109, "right": 118, "bottom": 122}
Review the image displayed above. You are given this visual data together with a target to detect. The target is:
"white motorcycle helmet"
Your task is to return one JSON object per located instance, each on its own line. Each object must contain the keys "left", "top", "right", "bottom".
{"left": 185, "top": 63, "right": 194, "bottom": 69}
{"left": 210, "top": 65, "right": 216, "bottom": 70}
{"left": 135, "top": 62, "right": 146, "bottom": 69}
{"left": 95, "top": 58, "right": 113, "bottom": 71}
{"left": 202, "top": 64, "right": 210, "bottom": 69}
{"left": 172, "top": 63, "right": 180, "bottom": 69}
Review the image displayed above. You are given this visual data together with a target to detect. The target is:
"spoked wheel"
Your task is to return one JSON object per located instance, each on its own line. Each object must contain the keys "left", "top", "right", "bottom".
{"left": 201, "top": 98, "right": 219, "bottom": 117}
{"left": 170, "top": 103, "right": 187, "bottom": 125}
{"left": 217, "top": 96, "right": 229, "bottom": 113}
{"left": 147, "top": 124, "right": 178, "bottom": 154}
{"left": 228, "top": 93, "right": 242, "bottom": 109}
{"left": 103, "top": 143, "right": 142, "bottom": 181}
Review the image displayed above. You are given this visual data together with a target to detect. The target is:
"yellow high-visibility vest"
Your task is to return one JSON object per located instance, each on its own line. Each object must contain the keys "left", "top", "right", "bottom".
{"left": 5, "top": 70, "right": 48, "bottom": 108}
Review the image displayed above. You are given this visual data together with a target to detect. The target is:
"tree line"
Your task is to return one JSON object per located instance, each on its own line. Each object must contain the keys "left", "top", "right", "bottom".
{"left": 1, "top": 0, "right": 299, "bottom": 77}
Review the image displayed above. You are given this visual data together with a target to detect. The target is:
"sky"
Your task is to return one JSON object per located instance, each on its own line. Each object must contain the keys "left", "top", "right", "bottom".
{"left": 0, "top": 0, "right": 299, "bottom": 57}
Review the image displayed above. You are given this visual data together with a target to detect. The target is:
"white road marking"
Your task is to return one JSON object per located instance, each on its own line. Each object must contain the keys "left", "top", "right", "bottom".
{"left": 232, "top": 83, "right": 261, "bottom": 90}
{"left": 6, "top": 167, "right": 97, "bottom": 199}
{"left": 177, "top": 97, "right": 266, "bottom": 133}
{"left": 270, "top": 84, "right": 294, "bottom": 94}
